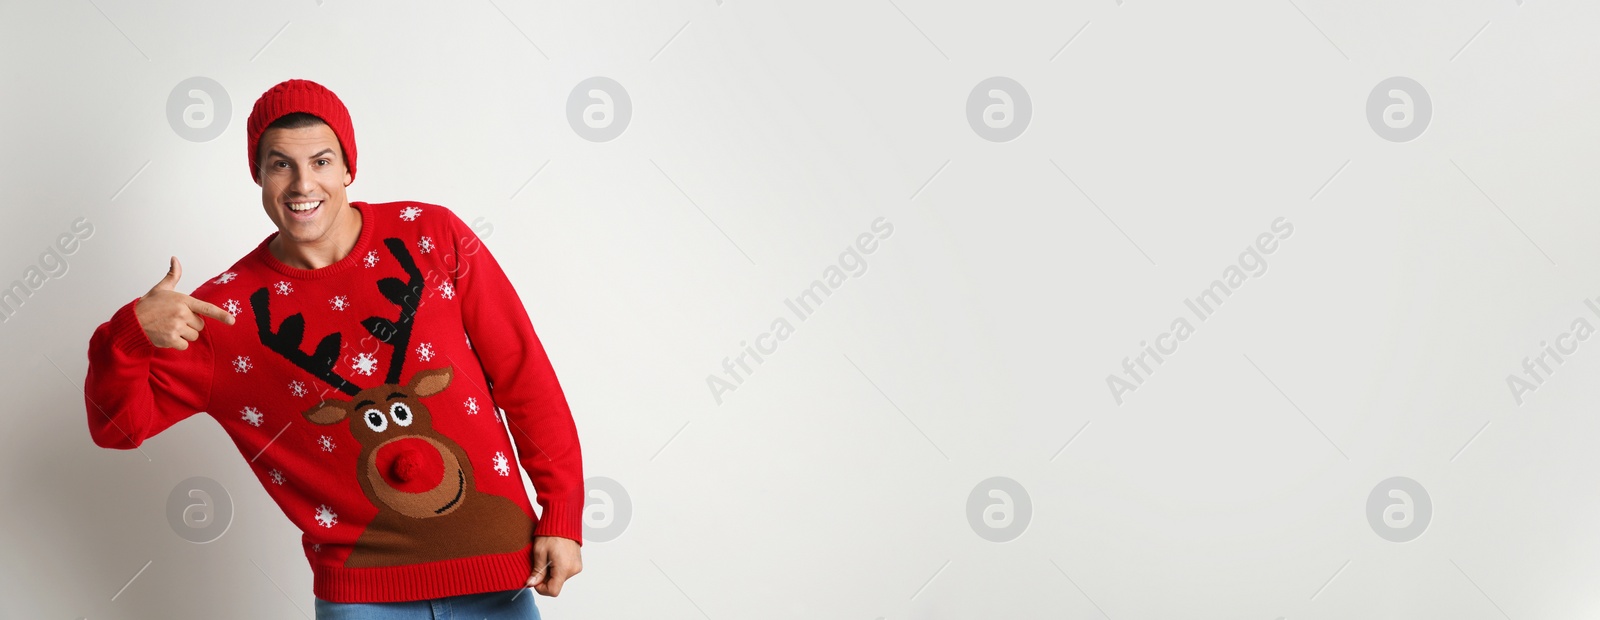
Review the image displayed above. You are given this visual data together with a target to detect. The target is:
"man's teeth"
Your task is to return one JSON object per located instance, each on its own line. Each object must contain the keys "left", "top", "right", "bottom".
{"left": 288, "top": 201, "right": 322, "bottom": 212}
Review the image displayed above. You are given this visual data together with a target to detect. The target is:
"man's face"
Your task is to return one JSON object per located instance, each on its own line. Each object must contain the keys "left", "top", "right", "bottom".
{"left": 257, "top": 122, "right": 353, "bottom": 246}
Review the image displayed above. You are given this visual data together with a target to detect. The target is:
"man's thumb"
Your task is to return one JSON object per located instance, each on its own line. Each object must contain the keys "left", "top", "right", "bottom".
{"left": 154, "top": 256, "right": 181, "bottom": 290}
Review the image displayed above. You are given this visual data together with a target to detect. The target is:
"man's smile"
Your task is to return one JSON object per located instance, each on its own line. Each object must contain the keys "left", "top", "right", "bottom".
{"left": 285, "top": 199, "right": 322, "bottom": 221}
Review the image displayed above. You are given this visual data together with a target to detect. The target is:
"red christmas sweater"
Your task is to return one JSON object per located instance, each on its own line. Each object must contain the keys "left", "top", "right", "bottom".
{"left": 83, "top": 200, "right": 583, "bottom": 603}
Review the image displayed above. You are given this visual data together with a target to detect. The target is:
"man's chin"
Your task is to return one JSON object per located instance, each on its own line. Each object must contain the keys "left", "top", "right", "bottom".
{"left": 276, "top": 221, "right": 323, "bottom": 242}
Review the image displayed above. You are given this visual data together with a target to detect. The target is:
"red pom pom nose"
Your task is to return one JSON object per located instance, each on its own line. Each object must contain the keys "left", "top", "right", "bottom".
{"left": 375, "top": 437, "right": 444, "bottom": 492}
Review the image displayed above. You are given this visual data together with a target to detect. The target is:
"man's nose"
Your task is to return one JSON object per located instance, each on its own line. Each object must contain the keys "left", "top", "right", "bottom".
{"left": 291, "top": 169, "right": 317, "bottom": 194}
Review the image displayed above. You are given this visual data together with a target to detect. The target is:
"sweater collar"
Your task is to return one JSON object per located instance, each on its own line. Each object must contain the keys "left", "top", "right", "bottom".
{"left": 252, "top": 201, "right": 374, "bottom": 280}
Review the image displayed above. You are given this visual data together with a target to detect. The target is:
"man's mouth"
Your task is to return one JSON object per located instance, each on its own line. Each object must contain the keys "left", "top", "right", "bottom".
{"left": 286, "top": 200, "right": 322, "bottom": 221}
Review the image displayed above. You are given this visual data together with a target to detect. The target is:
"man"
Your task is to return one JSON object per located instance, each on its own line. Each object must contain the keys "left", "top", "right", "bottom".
{"left": 84, "top": 79, "right": 582, "bottom": 617}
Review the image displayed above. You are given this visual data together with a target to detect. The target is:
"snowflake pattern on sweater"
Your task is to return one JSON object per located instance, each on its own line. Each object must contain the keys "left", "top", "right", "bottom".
{"left": 240, "top": 405, "right": 264, "bottom": 427}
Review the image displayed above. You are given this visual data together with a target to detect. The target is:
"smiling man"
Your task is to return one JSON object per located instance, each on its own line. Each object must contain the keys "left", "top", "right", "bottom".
{"left": 83, "top": 79, "right": 582, "bottom": 618}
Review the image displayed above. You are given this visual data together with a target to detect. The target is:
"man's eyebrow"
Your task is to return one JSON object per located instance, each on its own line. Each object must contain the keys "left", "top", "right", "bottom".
{"left": 265, "top": 148, "right": 336, "bottom": 160}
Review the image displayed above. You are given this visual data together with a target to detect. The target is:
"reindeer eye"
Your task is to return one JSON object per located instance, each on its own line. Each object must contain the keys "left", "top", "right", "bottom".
{"left": 390, "top": 402, "right": 413, "bottom": 426}
{"left": 363, "top": 408, "right": 388, "bottom": 432}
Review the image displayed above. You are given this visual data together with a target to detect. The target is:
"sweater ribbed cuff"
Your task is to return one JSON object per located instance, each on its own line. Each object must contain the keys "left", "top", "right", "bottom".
{"left": 110, "top": 297, "right": 156, "bottom": 356}
{"left": 532, "top": 498, "right": 583, "bottom": 545}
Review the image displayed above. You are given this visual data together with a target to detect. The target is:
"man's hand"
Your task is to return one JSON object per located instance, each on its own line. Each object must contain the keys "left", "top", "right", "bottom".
{"left": 526, "top": 535, "right": 582, "bottom": 596}
{"left": 135, "top": 256, "right": 234, "bottom": 350}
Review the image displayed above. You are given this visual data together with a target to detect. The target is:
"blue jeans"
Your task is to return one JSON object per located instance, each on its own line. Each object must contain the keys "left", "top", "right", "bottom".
{"left": 314, "top": 588, "right": 540, "bottom": 620}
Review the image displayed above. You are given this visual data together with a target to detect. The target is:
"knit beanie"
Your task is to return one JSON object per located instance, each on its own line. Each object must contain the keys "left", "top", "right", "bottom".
{"left": 247, "top": 79, "right": 357, "bottom": 186}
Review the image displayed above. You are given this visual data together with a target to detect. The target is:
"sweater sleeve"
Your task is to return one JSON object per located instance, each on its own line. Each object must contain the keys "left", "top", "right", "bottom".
{"left": 84, "top": 297, "right": 215, "bottom": 450}
{"left": 446, "top": 212, "right": 585, "bottom": 545}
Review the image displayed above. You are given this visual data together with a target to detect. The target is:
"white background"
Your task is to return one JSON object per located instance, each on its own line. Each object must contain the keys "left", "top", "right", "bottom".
{"left": 4, "top": 0, "right": 1600, "bottom": 618}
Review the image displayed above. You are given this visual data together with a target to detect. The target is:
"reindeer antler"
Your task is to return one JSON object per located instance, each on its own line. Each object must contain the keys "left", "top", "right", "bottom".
{"left": 249, "top": 237, "right": 425, "bottom": 394}
{"left": 361, "top": 237, "right": 425, "bottom": 385}
{"left": 250, "top": 287, "right": 362, "bottom": 396}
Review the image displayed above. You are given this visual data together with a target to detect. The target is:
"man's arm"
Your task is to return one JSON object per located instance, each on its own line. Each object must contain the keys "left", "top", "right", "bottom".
{"left": 86, "top": 297, "right": 214, "bottom": 448}
{"left": 444, "top": 211, "right": 585, "bottom": 544}
{"left": 85, "top": 258, "right": 226, "bottom": 450}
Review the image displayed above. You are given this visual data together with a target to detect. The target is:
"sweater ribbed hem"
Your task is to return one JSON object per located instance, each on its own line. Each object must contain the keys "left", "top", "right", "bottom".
{"left": 312, "top": 541, "right": 533, "bottom": 603}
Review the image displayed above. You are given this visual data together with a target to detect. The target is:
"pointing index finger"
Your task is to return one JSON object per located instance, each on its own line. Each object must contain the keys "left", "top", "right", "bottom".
{"left": 187, "top": 296, "right": 235, "bottom": 325}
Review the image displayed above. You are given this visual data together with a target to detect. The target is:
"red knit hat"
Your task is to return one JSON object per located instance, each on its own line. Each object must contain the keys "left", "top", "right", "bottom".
{"left": 247, "top": 79, "right": 357, "bottom": 186}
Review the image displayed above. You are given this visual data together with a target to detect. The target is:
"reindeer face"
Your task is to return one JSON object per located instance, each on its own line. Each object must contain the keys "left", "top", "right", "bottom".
{"left": 302, "top": 366, "right": 469, "bottom": 518}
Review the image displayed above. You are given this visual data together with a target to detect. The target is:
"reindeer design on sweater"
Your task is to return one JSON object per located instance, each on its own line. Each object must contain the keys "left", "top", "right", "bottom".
{"left": 249, "top": 237, "right": 531, "bottom": 568}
